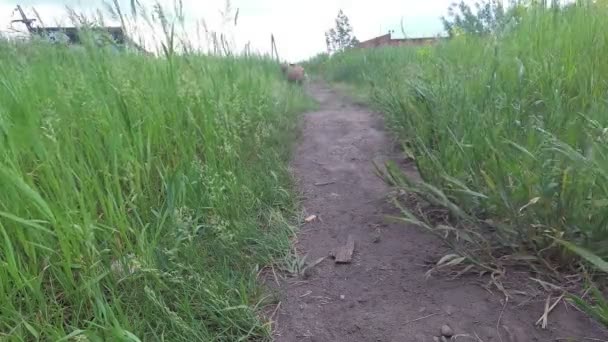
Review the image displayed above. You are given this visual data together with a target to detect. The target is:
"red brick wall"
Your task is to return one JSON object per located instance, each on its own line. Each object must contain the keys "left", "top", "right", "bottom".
{"left": 388, "top": 37, "right": 440, "bottom": 46}
{"left": 357, "top": 33, "right": 442, "bottom": 49}
{"left": 357, "top": 33, "right": 392, "bottom": 48}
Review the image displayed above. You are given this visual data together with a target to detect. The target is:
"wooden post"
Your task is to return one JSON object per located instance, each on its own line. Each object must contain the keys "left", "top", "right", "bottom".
{"left": 12, "top": 5, "right": 36, "bottom": 33}
{"left": 271, "top": 33, "right": 279, "bottom": 62}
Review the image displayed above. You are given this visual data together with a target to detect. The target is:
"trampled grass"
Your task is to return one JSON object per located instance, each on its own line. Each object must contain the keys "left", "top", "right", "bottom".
{"left": 0, "top": 36, "right": 312, "bottom": 340}
{"left": 305, "top": 0, "right": 608, "bottom": 307}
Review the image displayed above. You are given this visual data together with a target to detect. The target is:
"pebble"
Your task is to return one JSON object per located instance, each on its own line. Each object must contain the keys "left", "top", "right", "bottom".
{"left": 441, "top": 324, "right": 454, "bottom": 337}
{"left": 432, "top": 337, "right": 440, "bottom": 342}
{"left": 340, "top": 294, "right": 345, "bottom": 300}
{"left": 414, "top": 333, "right": 426, "bottom": 342}
{"left": 443, "top": 305, "right": 456, "bottom": 316}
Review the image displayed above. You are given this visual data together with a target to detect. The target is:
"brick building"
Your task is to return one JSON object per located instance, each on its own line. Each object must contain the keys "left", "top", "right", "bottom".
{"left": 357, "top": 32, "right": 443, "bottom": 49}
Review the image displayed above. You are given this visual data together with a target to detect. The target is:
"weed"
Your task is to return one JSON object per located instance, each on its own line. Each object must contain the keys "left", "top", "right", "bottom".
{"left": 0, "top": 11, "right": 312, "bottom": 342}
{"left": 308, "top": 0, "right": 608, "bottom": 327}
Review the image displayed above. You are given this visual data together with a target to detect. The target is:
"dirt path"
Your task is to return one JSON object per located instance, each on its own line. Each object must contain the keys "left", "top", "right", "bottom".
{"left": 274, "top": 82, "right": 606, "bottom": 342}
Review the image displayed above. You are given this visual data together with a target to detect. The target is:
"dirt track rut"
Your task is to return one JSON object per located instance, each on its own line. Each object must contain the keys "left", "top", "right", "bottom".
{"left": 274, "top": 82, "right": 606, "bottom": 342}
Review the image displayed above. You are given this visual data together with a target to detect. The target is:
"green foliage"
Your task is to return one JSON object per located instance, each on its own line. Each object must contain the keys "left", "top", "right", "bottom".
{"left": 310, "top": 0, "right": 608, "bottom": 327}
{"left": 568, "top": 284, "right": 608, "bottom": 327}
{"left": 0, "top": 37, "right": 311, "bottom": 340}
{"left": 441, "top": 0, "right": 525, "bottom": 37}
{"left": 325, "top": 10, "right": 359, "bottom": 54}
{"left": 441, "top": 0, "right": 510, "bottom": 36}
{"left": 309, "top": 1, "right": 608, "bottom": 260}
{"left": 556, "top": 239, "right": 608, "bottom": 327}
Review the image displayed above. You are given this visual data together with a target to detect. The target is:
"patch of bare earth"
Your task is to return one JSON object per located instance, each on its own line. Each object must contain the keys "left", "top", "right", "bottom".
{"left": 272, "top": 82, "right": 607, "bottom": 342}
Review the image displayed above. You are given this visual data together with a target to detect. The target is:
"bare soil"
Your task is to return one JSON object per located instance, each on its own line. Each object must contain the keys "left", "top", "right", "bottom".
{"left": 273, "top": 82, "right": 607, "bottom": 342}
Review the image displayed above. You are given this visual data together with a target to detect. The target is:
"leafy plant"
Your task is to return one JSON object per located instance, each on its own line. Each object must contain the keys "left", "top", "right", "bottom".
{"left": 0, "top": 2, "right": 313, "bottom": 340}
{"left": 325, "top": 10, "right": 359, "bottom": 54}
{"left": 556, "top": 239, "right": 608, "bottom": 327}
{"left": 306, "top": 0, "right": 608, "bottom": 326}
{"left": 441, "top": 0, "right": 523, "bottom": 37}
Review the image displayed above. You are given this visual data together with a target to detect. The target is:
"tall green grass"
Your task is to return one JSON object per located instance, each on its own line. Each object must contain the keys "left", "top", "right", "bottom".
{"left": 308, "top": 2, "right": 608, "bottom": 261}
{"left": 308, "top": 1, "right": 608, "bottom": 326}
{"left": 0, "top": 34, "right": 311, "bottom": 340}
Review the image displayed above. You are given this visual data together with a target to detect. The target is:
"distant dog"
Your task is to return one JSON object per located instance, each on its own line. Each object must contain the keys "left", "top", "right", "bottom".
{"left": 281, "top": 62, "right": 306, "bottom": 84}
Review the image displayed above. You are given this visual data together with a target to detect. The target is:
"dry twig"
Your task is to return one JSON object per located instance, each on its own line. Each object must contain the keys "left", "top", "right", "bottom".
{"left": 496, "top": 298, "right": 508, "bottom": 342}
{"left": 535, "top": 294, "right": 565, "bottom": 329}
{"left": 403, "top": 313, "right": 438, "bottom": 325}
{"left": 314, "top": 180, "right": 335, "bottom": 186}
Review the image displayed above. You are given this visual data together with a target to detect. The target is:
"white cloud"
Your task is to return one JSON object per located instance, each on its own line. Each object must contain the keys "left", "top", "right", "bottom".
{"left": 0, "top": 0, "right": 459, "bottom": 60}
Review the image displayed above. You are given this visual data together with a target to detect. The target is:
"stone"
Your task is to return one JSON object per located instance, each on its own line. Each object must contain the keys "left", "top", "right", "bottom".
{"left": 441, "top": 324, "right": 454, "bottom": 337}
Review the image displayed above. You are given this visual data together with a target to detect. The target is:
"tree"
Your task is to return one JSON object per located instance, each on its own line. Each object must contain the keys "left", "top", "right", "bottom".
{"left": 325, "top": 10, "right": 358, "bottom": 53}
{"left": 441, "top": 0, "right": 510, "bottom": 37}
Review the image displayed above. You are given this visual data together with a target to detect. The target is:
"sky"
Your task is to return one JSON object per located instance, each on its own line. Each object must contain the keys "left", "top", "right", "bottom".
{"left": 0, "top": 0, "right": 462, "bottom": 61}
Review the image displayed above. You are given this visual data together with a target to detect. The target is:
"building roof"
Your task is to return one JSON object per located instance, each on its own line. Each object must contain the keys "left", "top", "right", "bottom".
{"left": 356, "top": 32, "right": 444, "bottom": 48}
{"left": 29, "top": 25, "right": 149, "bottom": 54}
{"left": 31, "top": 26, "right": 126, "bottom": 45}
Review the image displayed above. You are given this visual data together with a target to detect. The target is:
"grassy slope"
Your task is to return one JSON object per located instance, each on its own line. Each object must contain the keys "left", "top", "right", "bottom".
{"left": 305, "top": 1, "right": 608, "bottom": 328}
{"left": 0, "top": 39, "right": 312, "bottom": 341}
{"left": 305, "top": 2, "right": 608, "bottom": 260}
{"left": 309, "top": 1, "right": 608, "bottom": 325}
